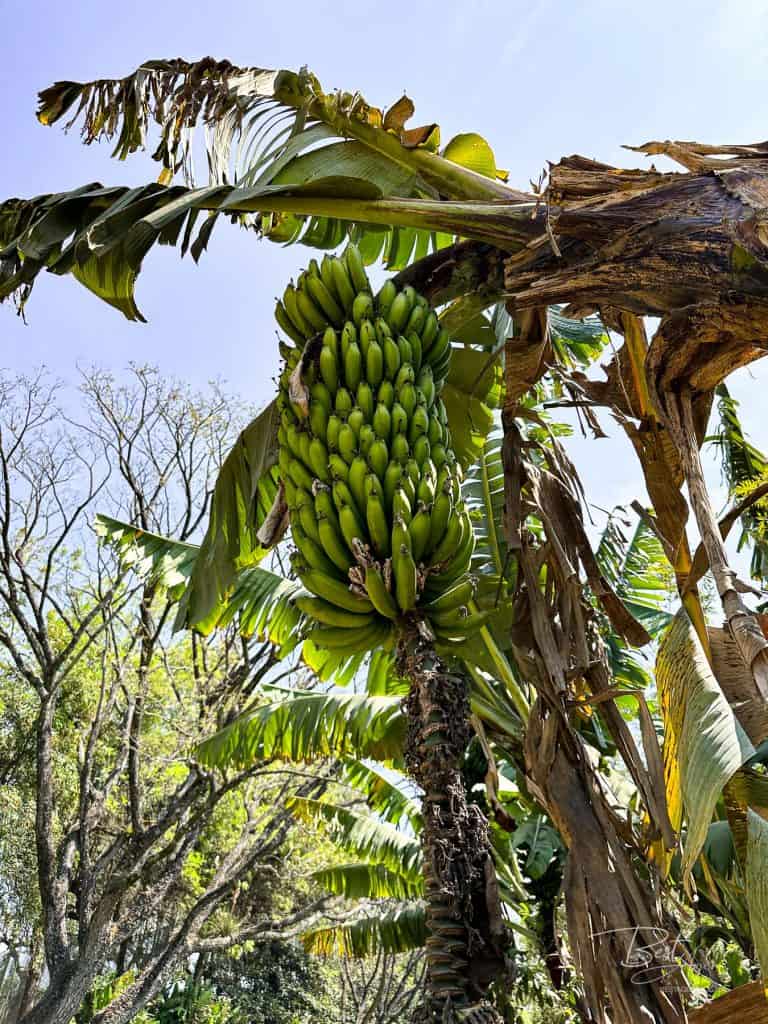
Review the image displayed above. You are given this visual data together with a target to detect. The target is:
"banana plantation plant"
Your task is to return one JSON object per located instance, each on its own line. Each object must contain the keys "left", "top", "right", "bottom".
{"left": 5, "top": 56, "right": 768, "bottom": 1023}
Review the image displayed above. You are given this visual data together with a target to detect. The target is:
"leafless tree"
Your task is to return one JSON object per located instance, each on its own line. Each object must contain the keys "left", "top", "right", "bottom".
{"left": 0, "top": 368, "right": 331, "bottom": 1024}
{"left": 337, "top": 950, "right": 425, "bottom": 1024}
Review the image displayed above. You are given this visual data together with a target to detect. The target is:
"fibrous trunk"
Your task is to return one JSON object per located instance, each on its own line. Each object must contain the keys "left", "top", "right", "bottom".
{"left": 399, "top": 629, "right": 506, "bottom": 1023}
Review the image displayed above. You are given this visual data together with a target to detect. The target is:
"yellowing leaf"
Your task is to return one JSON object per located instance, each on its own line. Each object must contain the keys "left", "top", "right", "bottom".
{"left": 443, "top": 132, "right": 498, "bottom": 180}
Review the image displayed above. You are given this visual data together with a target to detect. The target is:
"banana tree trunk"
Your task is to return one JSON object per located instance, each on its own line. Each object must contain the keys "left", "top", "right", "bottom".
{"left": 398, "top": 627, "right": 506, "bottom": 1023}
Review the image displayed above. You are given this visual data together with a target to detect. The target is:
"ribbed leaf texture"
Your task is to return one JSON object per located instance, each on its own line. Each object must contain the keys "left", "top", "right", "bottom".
{"left": 196, "top": 689, "right": 405, "bottom": 768}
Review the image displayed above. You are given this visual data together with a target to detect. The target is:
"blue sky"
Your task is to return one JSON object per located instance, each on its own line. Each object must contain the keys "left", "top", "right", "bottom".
{"left": 2, "top": 0, "right": 768, "bottom": 546}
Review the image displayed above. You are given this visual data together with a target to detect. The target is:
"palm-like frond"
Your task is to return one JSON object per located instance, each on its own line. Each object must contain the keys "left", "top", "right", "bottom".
{"left": 95, "top": 512, "right": 297, "bottom": 638}
{"left": 196, "top": 689, "right": 406, "bottom": 768}
{"left": 94, "top": 515, "right": 197, "bottom": 599}
{"left": 341, "top": 759, "right": 422, "bottom": 830}
{"left": 301, "top": 902, "right": 426, "bottom": 957}
{"left": 36, "top": 60, "right": 517, "bottom": 200}
{"left": 286, "top": 797, "right": 422, "bottom": 879}
{"left": 0, "top": 179, "right": 533, "bottom": 320}
{"left": 179, "top": 399, "right": 280, "bottom": 629}
{"left": 596, "top": 507, "right": 674, "bottom": 637}
{"left": 311, "top": 863, "right": 423, "bottom": 901}
{"left": 710, "top": 384, "right": 768, "bottom": 582}
{"left": 464, "top": 428, "right": 506, "bottom": 577}
{"left": 547, "top": 307, "right": 609, "bottom": 367}
{"left": 2, "top": 59, "right": 534, "bottom": 318}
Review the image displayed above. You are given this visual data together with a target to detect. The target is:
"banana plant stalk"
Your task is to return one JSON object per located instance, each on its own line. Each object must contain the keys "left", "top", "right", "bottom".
{"left": 399, "top": 625, "right": 507, "bottom": 1023}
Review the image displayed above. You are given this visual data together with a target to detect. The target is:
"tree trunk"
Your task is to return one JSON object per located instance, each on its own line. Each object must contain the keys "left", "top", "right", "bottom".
{"left": 399, "top": 629, "right": 507, "bottom": 1023}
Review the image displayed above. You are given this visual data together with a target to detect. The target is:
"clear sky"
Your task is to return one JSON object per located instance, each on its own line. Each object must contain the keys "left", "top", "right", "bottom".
{"left": 2, "top": 0, "right": 768, "bottom": 550}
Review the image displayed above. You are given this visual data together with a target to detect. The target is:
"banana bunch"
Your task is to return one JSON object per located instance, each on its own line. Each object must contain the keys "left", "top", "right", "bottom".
{"left": 275, "top": 245, "right": 485, "bottom": 653}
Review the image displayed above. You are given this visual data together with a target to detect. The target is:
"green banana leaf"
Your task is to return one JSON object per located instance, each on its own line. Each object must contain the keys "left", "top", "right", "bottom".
{"left": 746, "top": 809, "right": 768, "bottom": 994}
{"left": 341, "top": 759, "right": 422, "bottom": 830}
{"left": 179, "top": 400, "right": 280, "bottom": 629}
{"left": 441, "top": 348, "right": 503, "bottom": 470}
{"left": 95, "top": 513, "right": 399, "bottom": 689}
{"left": 196, "top": 688, "right": 406, "bottom": 767}
{"left": 4, "top": 59, "right": 530, "bottom": 318}
{"left": 709, "top": 384, "right": 768, "bottom": 585}
{"left": 311, "top": 862, "right": 423, "bottom": 901}
{"left": 286, "top": 797, "right": 422, "bottom": 880}
{"left": 656, "top": 609, "right": 755, "bottom": 881}
{"left": 300, "top": 903, "right": 426, "bottom": 957}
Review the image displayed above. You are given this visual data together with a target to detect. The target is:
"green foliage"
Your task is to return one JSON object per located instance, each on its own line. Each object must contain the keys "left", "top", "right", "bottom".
{"left": 710, "top": 384, "right": 768, "bottom": 584}
{"left": 197, "top": 688, "right": 406, "bottom": 767}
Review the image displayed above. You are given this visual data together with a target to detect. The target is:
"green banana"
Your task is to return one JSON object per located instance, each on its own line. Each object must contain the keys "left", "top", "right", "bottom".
{"left": 430, "top": 606, "right": 490, "bottom": 635}
{"left": 375, "top": 279, "right": 397, "bottom": 317}
{"left": 309, "top": 619, "right": 392, "bottom": 652}
{"left": 344, "top": 341, "right": 362, "bottom": 391}
{"left": 293, "top": 523, "right": 342, "bottom": 578}
{"left": 421, "top": 310, "right": 439, "bottom": 351}
{"left": 347, "top": 407, "right": 365, "bottom": 437}
{"left": 310, "top": 381, "right": 333, "bottom": 413}
{"left": 306, "top": 274, "right": 343, "bottom": 325}
{"left": 320, "top": 255, "right": 338, "bottom": 301}
{"left": 412, "top": 435, "right": 431, "bottom": 466}
{"left": 409, "top": 503, "right": 432, "bottom": 562}
{"left": 335, "top": 387, "right": 353, "bottom": 415}
{"left": 407, "top": 331, "right": 423, "bottom": 373}
{"left": 296, "top": 286, "right": 328, "bottom": 332}
{"left": 329, "top": 454, "right": 350, "bottom": 483}
{"left": 309, "top": 400, "right": 328, "bottom": 440}
{"left": 308, "top": 438, "right": 331, "bottom": 483}
{"left": 356, "top": 381, "right": 374, "bottom": 421}
{"left": 345, "top": 244, "right": 371, "bottom": 294}
{"left": 398, "top": 382, "right": 417, "bottom": 419}
{"left": 392, "top": 487, "right": 413, "bottom": 525}
{"left": 423, "top": 577, "right": 476, "bottom": 613}
{"left": 388, "top": 291, "right": 410, "bottom": 333}
{"left": 327, "top": 415, "right": 344, "bottom": 453}
{"left": 373, "top": 402, "right": 392, "bottom": 440}
{"left": 367, "top": 438, "right": 389, "bottom": 479}
{"left": 352, "top": 292, "right": 374, "bottom": 326}
{"left": 383, "top": 336, "right": 401, "bottom": 379}
{"left": 287, "top": 458, "right": 314, "bottom": 493}
{"left": 383, "top": 461, "right": 403, "bottom": 510}
{"left": 319, "top": 346, "right": 338, "bottom": 393}
{"left": 332, "top": 259, "right": 356, "bottom": 313}
{"left": 339, "top": 503, "right": 366, "bottom": 553}
{"left": 366, "top": 492, "right": 391, "bottom": 557}
{"left": 428, "top": 509, "right": 464, "bottom": 567}
{"left": 427, "top": 413, "right": 443, "bottom": 447}
{"left": 338, "top": 424, "right": 358, "bottom": 465}
{"left": 397, "top": 336, "right": 413, "bottom": 368}
{"left": 427, "top": 327, "right": 451, "bottom": 366}
{"left": 340, "top": 321, "right": 357, "bottom": 360}
{"left": 275, "top": 300, "right": 305, "bottom": 344}
{"left": 295, "top": 596, "right": 375, "bottom": 628}
{"left": 408, "top": 405, "right": 430, "bottom": 443}
{"left": 283, "top": 283, "right": 313, "bottom": 338}
{"left": 318, "top": 514, "right": 354, "bottom": 572}
{"left": 359, "top": 424, "right": 376, "bottom": 457}
{"left": 366, "top": 341, "right": 384, "bottom": 387}
{"left": 378, "top": 380, "right": 395, "bottom": 410}
{"left": 364, "top": 564, "right": 399, "bottom": 619}
{"left": 298, "top": 499, "right": 321, "bottom": 545}
{"left": 428, "top": 485, "right": 453, "bottom": 552}
{"left": 302, "top": 569, "right": 374, "bottom": 613}
{"left": 393, "top": 541, "right": 418, "bottom": 612}
{"left": 348, "top": 456, "right": 369, "bottom": 511}
{"left": 359, "top": 319, "right": 376, "bottom": 357}
{"left": 391, "top": 433, "right": 409, "bottom": 464}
